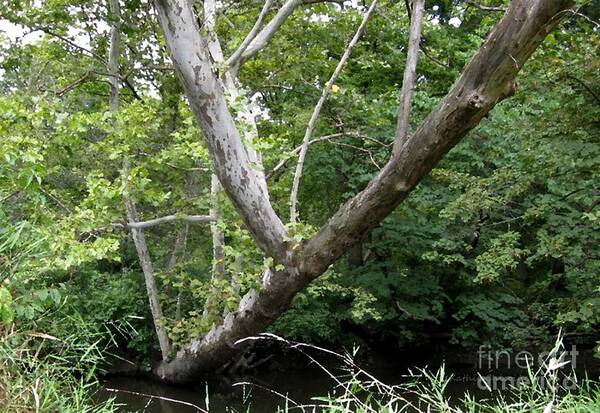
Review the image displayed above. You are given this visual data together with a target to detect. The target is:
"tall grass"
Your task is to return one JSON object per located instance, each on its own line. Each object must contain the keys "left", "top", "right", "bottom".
{"left": 0, "top": 217, "right": 120, "bottom": 412}
{"left": 235, "top": 333, "right": 600, "bottom": 413}
{"left": 0, "top": 322, "right": 118, "bottom": 412}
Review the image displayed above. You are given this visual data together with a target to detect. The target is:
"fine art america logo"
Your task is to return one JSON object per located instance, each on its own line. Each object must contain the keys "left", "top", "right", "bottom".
{"left": 476, "top": 345, "right": 580, "bottom": 391}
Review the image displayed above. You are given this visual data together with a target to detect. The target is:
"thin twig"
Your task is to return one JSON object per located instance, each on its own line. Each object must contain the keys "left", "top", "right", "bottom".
{"left": 0, "top": 190, "right": 21, "bottom": 204}
{"left": 104, "top": 388, "right": 208, "bottom": 412}
{"left": 465, "top": 1, "right": 506, "bottom": 12}
{"left": 266, "top": 132, "right": 385, "bottom": 181}
{"left": 328, "top": 140, "right": 381, "bottom": 169}
{"left": 92, "top": 71, "right": 142, "bottom": 101}
{"left": 39, "top": 188, "right": 71, "bottom": 213}
{"left": 567, "top": 73, "right": 600, "bottom": 105}
{"left": 35, "top": 26, "right": 107, "bottom": 63}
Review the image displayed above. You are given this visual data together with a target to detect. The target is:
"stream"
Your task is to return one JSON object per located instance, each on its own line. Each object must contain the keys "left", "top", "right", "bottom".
{"left": 95, "top": 347, "right": 600, "bottom": 412}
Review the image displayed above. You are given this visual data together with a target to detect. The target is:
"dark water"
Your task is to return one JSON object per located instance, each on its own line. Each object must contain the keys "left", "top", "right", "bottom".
{"left": 95, "top": 348, "right": 600, "bottom": 412}
{"left": 96, "top": 365, "right": 500, "bottom": 412}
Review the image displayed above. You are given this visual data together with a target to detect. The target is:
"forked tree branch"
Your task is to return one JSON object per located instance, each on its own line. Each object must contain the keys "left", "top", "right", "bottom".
{"left": 224, "top": 0, "right": 275, "bottom": 72}
{"left": 289, "top": 0, "right": 379, "bottom": 223}
{"left": 237, "top": 0, "right": 303, "bottom": 66}
{"left": 155, "top": 0, "right": 290, "bottom": 264}
{"left": 236, "top": 0, "right": 342, "bottom": 68}
{"left": 153, "top": 0, "right": 575, "bottom": 383}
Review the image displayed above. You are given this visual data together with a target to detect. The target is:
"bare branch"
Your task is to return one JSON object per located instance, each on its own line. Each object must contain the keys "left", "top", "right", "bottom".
{"left": 328, "top": 140, "right": 382, "bottom": 169}
{"left": 567, "top": 73, "right": 600, "bottom": 105}
{"left": 565, "top": 9, "right": 600, "bottom": 29}
{"left": 237, "top": 0, "right": 302, "bottom": 67}
{"left": 110, "top": 0, "right": 171, "bottom": 359}
{"left": 0, "top": 190, "right": 21, "bottom": 204}
{"left": 127, "top": 214, "right": 216, "bottom": 229}
{"left": 86, "top": 70, "right": 143, "bottom": 101}
{"left": 35, "top": 26, "right": 107, "bottom": 63}
{"left": 40, "top": 188, "right": 71, "bottom": 214}
{"left": 55, "top": 71, "right": 92, "bottom": 97}
{"left": 392, "top": 0, "right": 425, "bottom": 155}
{"left": 107, "top": 0, "right": 121, "bottom": 111}
{"left": 165, "top": 224, "right": 189, "bottom": 273}
{"left": 163, "top": 162, "right": 210, "bottom": 172}
{"left": 235, "top": 0, "right": 345, "bottom": 68}
{"left": 203, "top": 174, "right": 226, "bottom": 319}
{"left": 289, "top": 0, "right": 379, "bottom": 223}
{"left": 224, "top": 0, "right": 275, "bottom": 72}
{"left": 266, "top": 132, "right": 385, "bottom": 181}
{"left": 465, "top": 2, "right": 506, "bottom": 12}
{"left": 302, "top": 0, "right": 575, "bottom": 279}
{"left": 123, "top": 165, "right": 173, "bottom": 360}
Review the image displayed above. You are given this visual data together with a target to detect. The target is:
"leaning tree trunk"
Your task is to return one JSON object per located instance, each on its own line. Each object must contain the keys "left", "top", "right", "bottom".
{"left": 153, "top": 0, "right": 574, "bottom": 383}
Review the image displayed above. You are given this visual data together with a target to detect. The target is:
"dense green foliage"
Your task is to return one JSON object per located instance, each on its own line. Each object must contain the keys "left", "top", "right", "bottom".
{"left": 0, "top": 0, "right": 598, "bottom": 410}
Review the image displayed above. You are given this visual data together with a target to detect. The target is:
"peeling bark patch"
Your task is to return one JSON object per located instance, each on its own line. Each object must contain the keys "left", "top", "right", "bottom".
{"left": 240, "top": 167, "right": 250, "bottom": 189}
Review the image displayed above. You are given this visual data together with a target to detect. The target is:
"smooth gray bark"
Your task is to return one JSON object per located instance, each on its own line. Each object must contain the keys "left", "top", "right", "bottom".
{"left": 125, "top": 197, "right": 173, "bottom": 359}
{"left": 203, "top": 0, "right": 269, "bottom": 195}
{"left": 107, "top": 0, "right": 120, "bottom": 111}
{"left": 153, "top": 0, "right": 574, "bottom": 382}
{"left": 155, "top": 0, "right": 290, "bottom": 265}
{"left": 224, "top": 0, "right": 275, "bottom": 72}
{"left": 203, "top": 174, "right": 226, "bottom": 319}
{"left": 392, "top": 0, "right": 425, "bottom": 155}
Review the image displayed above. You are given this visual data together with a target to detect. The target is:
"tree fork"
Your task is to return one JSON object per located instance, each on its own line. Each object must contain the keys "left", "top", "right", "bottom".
{"left": 153, "top": 0, "right": 575, "bottom": 383}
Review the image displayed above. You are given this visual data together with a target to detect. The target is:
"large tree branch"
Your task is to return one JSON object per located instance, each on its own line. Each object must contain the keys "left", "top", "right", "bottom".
{"left": 203, "top": 0, "right": 269, "bottom": 195}
{"left": 392, "top": 0, "right": 425, "bottom": 155}
{"left": 154, "top": 0, "right": 290, "bottom": 264}
{"left": 301, "top": 0, "right": 575, "bottom": 278}
{"left": 289, "top": 0, "right": 379, "bottom": 223}
{"left": 237, "top": 0, "right": 302, "bottom": 68}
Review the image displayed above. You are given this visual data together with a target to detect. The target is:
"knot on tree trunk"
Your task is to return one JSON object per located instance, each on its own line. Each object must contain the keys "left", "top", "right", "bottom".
{"left": 468, "top": 93, "right": 486, "bottom": 109}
